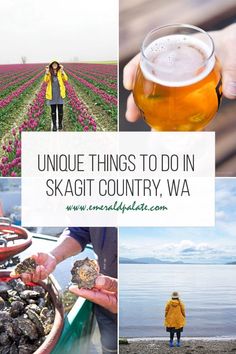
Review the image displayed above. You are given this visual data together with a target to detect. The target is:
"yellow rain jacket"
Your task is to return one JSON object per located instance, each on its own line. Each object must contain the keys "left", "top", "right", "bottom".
{"left": 164, "top": 299, "right": 186, "bottom": 329}
{"left": 44, "top": 61, "right": 68, "bottom": 100}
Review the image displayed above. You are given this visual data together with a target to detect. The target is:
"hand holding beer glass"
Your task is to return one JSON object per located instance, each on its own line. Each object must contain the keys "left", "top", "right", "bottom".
{"left": 133, "top": 24, "right": 222, "bottom": 131}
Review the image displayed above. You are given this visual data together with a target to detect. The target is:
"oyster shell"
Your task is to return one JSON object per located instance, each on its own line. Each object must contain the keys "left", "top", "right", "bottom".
{"left": 71, "top": 258, "right": 99, "bottom": 289}
{"left": 8, "top": 279, "right": 26, "bottom": 292}
{"left": 20, "top": 290, "right": 41, "bottom": 300}
{"left": 0, "top": 332, "right": 11, "bottom": 346}
{"left": 26, "top": 309, "right": 45, "bottom": 336}
{"left": 40, "top": 307, "right": 54, "bottom": 324}
{"left": 15, "top": 317, "right": 38, "bottom": 340}
{"left": 9, "top": 301, "right": 25, "bottom": 318}
{"left": 25, "top": 304, "right": 41, "bottom": 314}
{"left": 0, "top": 282, "right": 11, "bottom": 300}
{"left": 18, "top": 343, "right": 38, "bottom": 354}
{"left": 12, "top": 257, "right": 37, "bottom": 276}
{"left": 0, "top": 311, "right": 11, "bottom": 320}
{"left": 37, "top": 297, "right": 46, "bottom": 308}
{"left": 44, "top": 323, "right": 53, "bottom": 336}
{"left": 9, "top": 342, "right": 18, "bottom": 354}
{"left": 32, "top": 286, "right": 45, "bottom": 297}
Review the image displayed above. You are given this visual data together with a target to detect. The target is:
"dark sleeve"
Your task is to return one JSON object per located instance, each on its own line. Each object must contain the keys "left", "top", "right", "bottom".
{"left": 66, "top": 227, "right": 91, "bottom": 251}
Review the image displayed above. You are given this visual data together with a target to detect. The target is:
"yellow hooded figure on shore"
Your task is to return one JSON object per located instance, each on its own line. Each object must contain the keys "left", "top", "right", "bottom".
{"left": 164, "top": 291, "right": 186, "bottom": 348}
{"left": 44, "top": 60, "right": 68, "bottom": 131}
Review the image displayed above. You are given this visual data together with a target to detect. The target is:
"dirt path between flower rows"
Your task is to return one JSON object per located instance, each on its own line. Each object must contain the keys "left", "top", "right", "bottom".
{"left": 61, "top": 97, "right": 79, "bottom": 132}
{"left": 44, "top": 98, "right": 79, "bottom": 132}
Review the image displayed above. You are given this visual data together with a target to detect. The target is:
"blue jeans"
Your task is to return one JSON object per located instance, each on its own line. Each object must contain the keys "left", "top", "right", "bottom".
{"left": 94, "top": 305, "right": 117, "bottom": 354}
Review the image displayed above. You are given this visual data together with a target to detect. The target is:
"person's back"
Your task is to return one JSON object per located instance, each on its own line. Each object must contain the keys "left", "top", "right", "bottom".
{"left": 164, "top": 291, "right": 186, "bottom": 347}
{"left": 165, "top": 299, "right": 186, "bottom": 328}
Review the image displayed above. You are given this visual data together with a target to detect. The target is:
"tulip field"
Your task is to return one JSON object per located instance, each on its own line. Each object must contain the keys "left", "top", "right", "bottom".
{"left": 0, "top": 62, "right": 117, "bottom": 176}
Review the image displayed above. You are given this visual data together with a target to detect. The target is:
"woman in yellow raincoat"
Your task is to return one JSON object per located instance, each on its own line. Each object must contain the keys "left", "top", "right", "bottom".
{"left": 44, "top": 61, "right": 68, "bottom": 131}
{"left": 164, "top": 291, "right": 186, "bottom": 347}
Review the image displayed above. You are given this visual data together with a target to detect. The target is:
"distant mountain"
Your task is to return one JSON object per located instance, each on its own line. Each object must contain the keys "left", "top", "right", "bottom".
{"left": 119, "top": 257, "right": 184, "bottom": 264}
{"left": 119, "top": 257, "right": 145, "bottom": 264}
{"left": 226, "top": 261, "right": 236, "bottom": 265}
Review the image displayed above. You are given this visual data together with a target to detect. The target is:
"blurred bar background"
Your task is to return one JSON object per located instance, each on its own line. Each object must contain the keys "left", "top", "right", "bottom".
{"left": 119, "top": 0, "right": 236, "bottom": 176}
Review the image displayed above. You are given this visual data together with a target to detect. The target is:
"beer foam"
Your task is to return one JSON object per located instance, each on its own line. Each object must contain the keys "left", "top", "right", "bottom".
{"left": 141, "top": 34, "right": 215, "bottom": 87}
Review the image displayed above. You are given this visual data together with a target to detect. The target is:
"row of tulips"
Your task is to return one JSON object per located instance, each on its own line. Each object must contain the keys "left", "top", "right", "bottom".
{"left": 0, "top": 68, "right": 32, "bottom": 81}
{"left": 0, "top": 70, "right": 33, "bottom": 86}
{"left": 65, "top": 81, "right": 97, "bottom": 131}
{"left": 65, "top": 69, "right": 117, "bottom": 107}
{"left": 67, "top": 67, "right": 117, "bottom": 91}
{"left": 0, "top": 82, "right": 47, "bottom": 177}
{"left": 0, "top": 71, "right": 43, "bottom": 109}
{"left": 0, "top": 64, "right": 43, "bottom": 84}
{"left": 69, "top": 64, "right": 117, "bottom": 90}
{"left": 0, "top": 66, "right": 38, "bottom": 81}
{"left": 72, "top": 63, "right": 117, "bottom": 76}
{"left": 66, "top": 63, "right": 117, "bottom": 87}
{"left": 0, "top": 69, "right": 41, "bottom": 92}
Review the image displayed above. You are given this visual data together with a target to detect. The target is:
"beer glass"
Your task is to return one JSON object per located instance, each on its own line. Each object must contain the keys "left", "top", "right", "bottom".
{"left": 133, "top": 24, "right": 222, "bottom": 131}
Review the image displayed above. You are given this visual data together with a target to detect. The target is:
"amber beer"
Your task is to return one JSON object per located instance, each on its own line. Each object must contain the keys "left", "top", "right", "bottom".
{"left": 133, "top": 24, "right": 222, "bottom": 131}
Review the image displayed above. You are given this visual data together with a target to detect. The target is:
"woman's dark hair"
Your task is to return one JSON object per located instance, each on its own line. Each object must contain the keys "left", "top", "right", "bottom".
{"left": 49, "top": 62, "right": 60, "bottom": 77}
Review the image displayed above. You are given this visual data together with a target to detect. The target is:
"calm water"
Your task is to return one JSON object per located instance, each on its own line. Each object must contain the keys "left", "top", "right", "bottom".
{"left": 119, "top": 264, "right": 236, "bottom": 338}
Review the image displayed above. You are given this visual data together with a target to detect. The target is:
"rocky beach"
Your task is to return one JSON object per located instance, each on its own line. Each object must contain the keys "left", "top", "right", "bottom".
{"left": 119, "top": 339, "right": 236, "bottom": 354}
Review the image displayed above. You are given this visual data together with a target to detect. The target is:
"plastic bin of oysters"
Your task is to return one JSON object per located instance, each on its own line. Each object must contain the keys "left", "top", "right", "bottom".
{"left": 0, "top": 257, "right": 99, "bottom": 353}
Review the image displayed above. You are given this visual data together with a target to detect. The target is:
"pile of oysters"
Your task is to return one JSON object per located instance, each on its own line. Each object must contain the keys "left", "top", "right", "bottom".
{"left": 0, "top": 258, "right": 55, "bottom": 354}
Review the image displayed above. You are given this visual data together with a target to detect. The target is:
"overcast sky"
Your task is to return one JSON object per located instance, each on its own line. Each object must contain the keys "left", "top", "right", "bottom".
{"left": 120, "top": 179, "right": 236, "bottom": 264}
{"left": 0, "top": 0, "right": 118, "bottom": 64}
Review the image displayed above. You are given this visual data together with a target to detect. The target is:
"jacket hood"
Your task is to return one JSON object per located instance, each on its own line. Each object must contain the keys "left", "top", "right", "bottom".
{"left": 49, "top": 60, "right": 60, "bottom": 68}
{"left": 169, "top": 299, "right": 180, "bottom": 307}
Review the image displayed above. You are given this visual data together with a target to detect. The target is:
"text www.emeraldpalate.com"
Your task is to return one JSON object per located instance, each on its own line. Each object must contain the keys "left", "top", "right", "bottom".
{"left": 66, "top": 201, "right": 168, "bottom": 214}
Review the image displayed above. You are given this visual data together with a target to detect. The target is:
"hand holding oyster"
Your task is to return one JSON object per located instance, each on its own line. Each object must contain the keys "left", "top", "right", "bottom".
{"left": 10, "top": 254, "right": 57, "bottom": 283}
{"left": 71, "top": 258, "right": 99, "bottom": 289}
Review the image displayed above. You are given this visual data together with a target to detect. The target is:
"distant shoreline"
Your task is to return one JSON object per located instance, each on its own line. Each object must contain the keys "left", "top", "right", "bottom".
{"left": 119, "top": 338, "right": 236, "bottom": 354}
{"left": 120, "top": 258, "right": 236, "bottom": 265}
